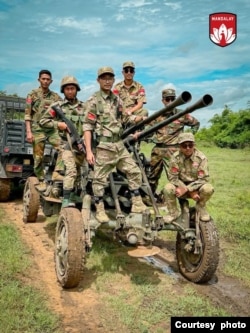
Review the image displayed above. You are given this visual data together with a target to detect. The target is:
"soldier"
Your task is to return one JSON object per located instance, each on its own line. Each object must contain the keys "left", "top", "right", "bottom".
{"left": 113, "top": 61, "right": 148, "bottom": 127}
{"left": 83, "top": 66, "right": 147, "bottom": 223}
{"left": 39, "top": 76, "right": 86, "bottom": 208}
{"left": 25, "top": 69, "right": 63, "bottom": 191}
{"left": 148, "top": 88, "right": 200, "bottom": 196}
{"left": 162, "top": 132, "right": 214, "bottom": 223}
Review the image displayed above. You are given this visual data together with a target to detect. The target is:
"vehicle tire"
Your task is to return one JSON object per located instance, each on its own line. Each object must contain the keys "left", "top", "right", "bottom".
{"left": 176, "top": 218, "right": 219, "bottom": 283}
{"left": 23, "top": 177, "right": 40, "bottom": 223}
{"left": 0, "top": 178, "right": 11, "bottom": 202}
{"left": 55, "top": 208, "right": 85, "bottom": 288}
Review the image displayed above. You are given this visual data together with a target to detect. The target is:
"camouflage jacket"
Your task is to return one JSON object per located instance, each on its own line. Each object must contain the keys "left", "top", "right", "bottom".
{"left": 39, "top": 98, "right": 85, "bottom": 140}
{"left": 83, "top": 90, "right": 123, "bottom": 139}
{"left": 168, "top": 148, "right": 209, "bottom": 191}
{"left": 113, "top": 80, "right": 147, "bottom": 108}
{"left": 150, "top": 109, "right": 200, "bottom": 145}
{"left": 24, "top": 87, "right": 61, "bottom": 122}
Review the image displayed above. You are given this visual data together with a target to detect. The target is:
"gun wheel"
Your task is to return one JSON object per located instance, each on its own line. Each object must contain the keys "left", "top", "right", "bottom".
{"left": 176, "top": 218, "right": 219, "bottom": 283}
{"left": 23, "top": 177, "right": 40, "bottom": 223}
{"left": 55, "top": 207, "right": 85, "bottom": 288}
{"left": 0, "top": 178, "right": 11, "bottom": 202}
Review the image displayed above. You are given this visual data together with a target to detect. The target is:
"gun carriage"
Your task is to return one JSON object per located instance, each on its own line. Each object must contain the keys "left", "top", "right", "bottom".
{"left": 22, "top": 92, "right": 219, "bottom": 288}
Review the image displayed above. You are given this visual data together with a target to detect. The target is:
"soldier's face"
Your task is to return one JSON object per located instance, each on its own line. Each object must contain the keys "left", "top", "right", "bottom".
{"left": 122, "top": 67, "right": 135, "bottom": 79}
{"left": 180, "top": 142, "right": 195, "bottom": 157}
{"left": 63, "top": 85, "right": 77, "bottom": 100}
{"left": 162, "top": 96, "right": 175, "bottom": 106}
{"left": 98, "top": 74, "right": 115, "bottom": 92}
{"left": 38, "top": 74, "right": 52, "bottom": 89}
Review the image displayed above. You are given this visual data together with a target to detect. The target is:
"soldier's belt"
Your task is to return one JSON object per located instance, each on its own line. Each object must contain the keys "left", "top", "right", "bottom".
{"left": 155, "top": 143, "right": 179, "bottom": 148}
{"left": 98, "top": 135, "right": 120, "bottom": 143}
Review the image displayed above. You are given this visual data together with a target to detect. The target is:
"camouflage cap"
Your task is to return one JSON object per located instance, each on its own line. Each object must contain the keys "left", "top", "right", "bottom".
{"left": 97, "top": 67, "right": 115, "bottom": 77}
{"left": 123, "top": 61, "right": 135, "bottom": 68}
{"left": 178, "top": 132, "right": 195, "bottom": 144}
{"left": 162, "top": 88, "right": 176, "bottom": 98}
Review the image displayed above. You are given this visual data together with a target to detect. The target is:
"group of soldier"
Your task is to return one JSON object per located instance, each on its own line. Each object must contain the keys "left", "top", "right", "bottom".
{"left": 24, "top": 61, "right": 214, "bottom": 224}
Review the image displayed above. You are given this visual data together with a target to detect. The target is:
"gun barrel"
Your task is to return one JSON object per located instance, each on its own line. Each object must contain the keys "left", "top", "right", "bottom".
{"left": 125, "top": 94, "right": 213, "bottom": 145}
{"left": 121, "top": 91, "right": 192, "bottom": 139}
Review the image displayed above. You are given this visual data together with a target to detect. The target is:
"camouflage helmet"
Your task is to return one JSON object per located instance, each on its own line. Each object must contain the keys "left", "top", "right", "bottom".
{"left": 162, "top": 88, "right": 176, "bottom": 98}
{"left": 60, "top": 76, "right": 81, "bottom": 93}
{"left": 178, "top": 132, "right": 195, "bottom": 144}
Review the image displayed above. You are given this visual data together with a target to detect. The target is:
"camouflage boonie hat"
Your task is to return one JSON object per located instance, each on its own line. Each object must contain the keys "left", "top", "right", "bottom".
{"left": 162, "top": 88, "right": 176, "bottom": 98}
{"left": 97, "top": 67, "right": 114, "bottom": 77}
{"left": 178, "top": 132, "right": 195, "bottom": 144}
{"left": 123, "top": 61, "right": 135, "bottom": 68}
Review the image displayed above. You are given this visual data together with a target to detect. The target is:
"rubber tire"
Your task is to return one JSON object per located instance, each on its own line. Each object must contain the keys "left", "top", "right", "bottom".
{"left": 0, "top": 178, "right": 11, "bottom": 202}
{"left": 23, "top": 177, "right": 40, "bottom": 223}
{"left": 55, "top": 207, "right": 85, "bottom": 288}
{"left": 176, "top": 219, "right": 219, "bottom": 283}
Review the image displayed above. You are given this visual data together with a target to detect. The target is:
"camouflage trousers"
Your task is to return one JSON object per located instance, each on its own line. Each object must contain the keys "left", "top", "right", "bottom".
{"left": 92, "top": 141, "right": 142, "bottom": 197}
{"left": 148, "top": 145, "right": 178, "bottom": 193}
{"left": 163, "top": 183, "right": 214, "bottom": 210}
{"left": 32, "top": 125, "right": 64, "bottom": 180}
{"left": 62, "top": 148, "right": 86, "bottom": 191}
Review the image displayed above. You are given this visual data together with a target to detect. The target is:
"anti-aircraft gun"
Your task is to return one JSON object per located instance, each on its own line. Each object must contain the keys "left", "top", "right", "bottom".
{"left": 22, "top": 92, "right": 219, "bottom": 289}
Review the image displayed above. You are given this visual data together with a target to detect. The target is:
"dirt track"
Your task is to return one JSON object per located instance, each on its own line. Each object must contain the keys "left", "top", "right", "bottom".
{"left": 1, "top": 198, "right": 250, "bottom": 332}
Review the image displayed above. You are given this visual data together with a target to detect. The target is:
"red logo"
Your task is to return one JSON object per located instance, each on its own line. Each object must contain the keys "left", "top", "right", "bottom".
{"left": 209, "top": 12, "right": 237, "bottom": 47}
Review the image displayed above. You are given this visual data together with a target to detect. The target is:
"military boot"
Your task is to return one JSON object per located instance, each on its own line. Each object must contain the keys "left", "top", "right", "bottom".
{"left": 164, "top": 198, "right": 180, "bottom": 224}
{"left": 52, "top": 171, "right": 64, "bottom": 181}
{"left": 35, "top": 180, "right": 47, "bottom": 192}
{"left": 95, "top": 201, "right": 109, "bottom": 223}
{"left": 131, "top": 196, "right": 147, "bottom": 213}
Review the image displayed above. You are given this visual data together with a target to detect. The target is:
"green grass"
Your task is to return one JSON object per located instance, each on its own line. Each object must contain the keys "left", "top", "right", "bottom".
{"left": 0, "top": 217, "right": 62, "bottom": 333}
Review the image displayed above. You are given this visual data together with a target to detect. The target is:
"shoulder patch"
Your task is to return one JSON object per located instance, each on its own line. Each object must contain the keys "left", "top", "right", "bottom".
{"left": 87, "top": 112, "right": 96, "bottom": 121}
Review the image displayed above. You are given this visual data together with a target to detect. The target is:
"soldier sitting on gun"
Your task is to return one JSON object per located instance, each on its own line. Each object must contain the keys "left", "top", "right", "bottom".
{"left": 39, "top": 76, "right": 86, "bottom": 208}
{"left": 162, "top": 132, "right": 214, "bottom": 223}
{"left": 148, "top": 88, "right": 200, "bottom": 197}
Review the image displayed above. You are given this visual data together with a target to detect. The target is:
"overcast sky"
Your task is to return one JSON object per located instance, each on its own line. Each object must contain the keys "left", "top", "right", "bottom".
{"left": 0, "top": 0, "right": 249, "bottom": 127}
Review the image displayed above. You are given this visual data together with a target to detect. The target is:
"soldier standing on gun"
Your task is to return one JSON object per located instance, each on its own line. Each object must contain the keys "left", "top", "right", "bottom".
{"left": 162, "top": 132, "right": 214, "bottom": 223}
{"left": 148, "top": 88, "right": 200, "bottom": 198}
{"left": 25, "top": 69, "right": 63, "bottom": 192}
{"left": 39, "top": 76, "right": 86, "bottom": 208}
{"left": 113, "top": 61, "right": 148, "bottom": 127}
{"left": 83, "top": 66, "right": 147, "bottom": 223}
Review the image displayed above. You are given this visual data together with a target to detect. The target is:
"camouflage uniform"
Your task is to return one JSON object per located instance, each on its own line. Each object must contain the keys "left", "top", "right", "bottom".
{"left": 25, "top": 87, "right": 63, "bottom": 180}
{"left": 163, "top": 133, "right": 214, "bottom": 222}
{"left": 83, "top": 66, "right": 147, "bottom": 222}
{"left": 39, "top": 98, "right": 85, "bottom": 191}
{"left": 148, "top": 89, "right": 200, "bottom": 194}
{"left": 113, "top": 61, "right": 148, "bottom": 126}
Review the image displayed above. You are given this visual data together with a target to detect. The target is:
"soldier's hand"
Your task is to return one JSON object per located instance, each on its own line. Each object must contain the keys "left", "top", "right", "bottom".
{"left": 86, "top": 151, "right": 95, "bottom": 165}
{"left": 58, "top": 122, "right": 70, "bottom": 132}
{"left": 175, "top": 187, "right": 188, "bottom": 197}
{"left": 188, "top": 191, "right": 200, "bottom": 201}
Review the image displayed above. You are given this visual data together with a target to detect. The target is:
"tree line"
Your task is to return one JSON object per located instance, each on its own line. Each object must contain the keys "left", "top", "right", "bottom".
{"left": 196, "top": 107, "right": 250, "bottom": 148}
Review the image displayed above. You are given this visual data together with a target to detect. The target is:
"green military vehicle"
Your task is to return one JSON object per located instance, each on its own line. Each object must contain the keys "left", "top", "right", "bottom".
{"left": 0, "top": 95, "right": 54, "bottom": 201}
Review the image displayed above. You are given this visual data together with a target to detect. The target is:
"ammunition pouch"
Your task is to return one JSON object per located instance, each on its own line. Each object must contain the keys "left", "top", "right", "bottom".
{"left": 98, "top": 135, "right": 120, "bottom": 143}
